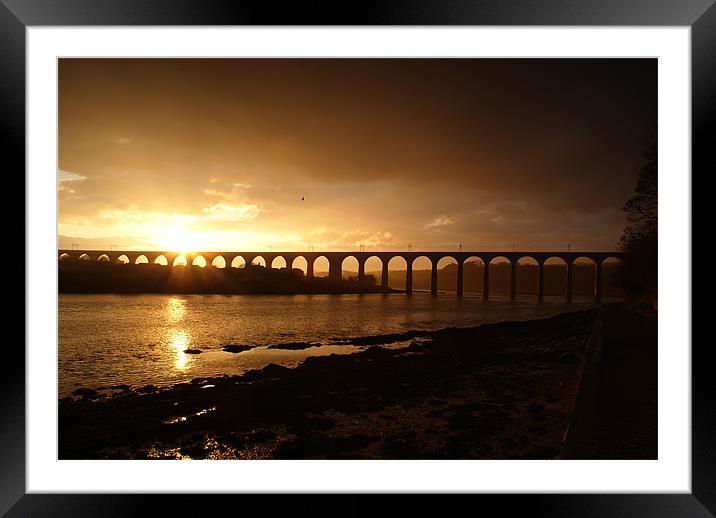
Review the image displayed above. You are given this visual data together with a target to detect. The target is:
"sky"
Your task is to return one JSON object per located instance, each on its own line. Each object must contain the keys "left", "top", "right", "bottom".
{"left": 58, "top": 58, "right": 656, "bottom": 253}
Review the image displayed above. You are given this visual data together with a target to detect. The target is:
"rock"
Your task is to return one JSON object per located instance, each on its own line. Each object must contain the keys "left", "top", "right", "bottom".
{"left": 73, "top": 387, "right": 98, "bottom": 397}
{"left": 241, "top": 363, "right": 292, "bottom": 381}
{"left": 222, "top": 344, "right": 253, "bottom": 353}
{"left": 183, "top": 348, "right": 202, "bottom": 354}
{"left": 268, "top": 341, "right": 321, "bottom": 350}
{"left": 136, "top": 384, "right": 158, "bottom": 394}
{"left": 262, "top": 363, "right": 292, "bottom": 377}
{"left": 247, "top": 429, "right": 277, "bottom": 442}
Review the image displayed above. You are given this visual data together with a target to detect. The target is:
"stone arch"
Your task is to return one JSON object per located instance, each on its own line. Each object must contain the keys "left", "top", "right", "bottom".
{"left": 173, "top": 255, "right": 188, "bottom": 267}
{"left": 192, "top": 255, "right": 207, "bottom": 267}
{"left": 573, "top": 256, "right": 598, "bottom": 297}
{"left": 600, "top": 256, "right": 624, "bottom": 298}
{"left": 271, "top": 256, "right": 287, "bottom": 269}
{"left": 312, "top": 255, "right": 329, "bottom": 278}
{"left": 573, "top": 256, "right": 598, "bottom": 266}
{"left": 251, "top": 256, "right": 266, "bottom": 267}
{"left": 438, "top": 254, "right": 459, "bottom": 264}
{"left": 291, "top": 256, "right": 308, "bottom": 275}
{"left": 489, "top": 255, "right": 512, "bottom": 265}
{"left": 411, "top": 255, "right": 432, "bottom": 270}
{"left": 387, "top": 256, "right": 408, "bottom": 290}
{"left": 97, "top": 254, "right": 110, "bottom": 262}
{"left": 435, "top": 256, "right": 458, "bottom": 293}
{"left": 135, "top": 255, "right": 149, "bottom": 264}
{"left": 211, "top": 256, "right": 226, "bottom": 268}
{"left": 601, "top": 256, "right": 622, "bottom": 266}
{"left": 230, "top": 256, "right": 246, "bottom": 268}
{"left": 116, "top": 254, "right": 130, "bottom": 264}
{"left": 405, "top": 255, "right": 430, "bottom": 295}
{"left": 154, "top": 255, "right": 168, "bottom": 266}
{"left": 364, "top": 255, "right": 383, "bottom": 286}
{"left": 58, "top": 253, "right": 71, "bottom": 262}
{"left": 341, "top": 255, "right": 359, "bottom": 280}
{"left": 462, "top": 256, "right": 485, "bottom": 294}
{"left": 516, "top": 256, "right": 539, "bottom": 296}
{"left": 364, "top": 255, "right": 382, "bottom": 272}
{"left": 488, "top": 256, "right": 512, "bottom": 297}
{"left": 544, "top": 256, "right": 568, "bottom": 297}
{"left": 517, "top": 255, "right": 539, "bottom": 264}
{"left": 387, "top": 255, "right": 407, "bottom": 270}
{"left": 78, "top": 253, "right": 91, "bottom": 261}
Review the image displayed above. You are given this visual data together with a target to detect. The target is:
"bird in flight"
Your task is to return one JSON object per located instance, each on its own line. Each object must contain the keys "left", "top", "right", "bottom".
{"left": 301, "top": 196, "right": 305, "bottom": 201}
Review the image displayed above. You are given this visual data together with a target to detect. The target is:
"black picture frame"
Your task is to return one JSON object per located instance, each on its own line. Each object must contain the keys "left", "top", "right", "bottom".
{"left": 5, "top": 1, "right": 711, "bottom": 515}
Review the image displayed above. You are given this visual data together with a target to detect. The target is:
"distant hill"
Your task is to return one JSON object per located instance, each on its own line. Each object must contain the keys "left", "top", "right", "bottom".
{"left": 361, "top": 261, "right": 622, "bottom": 296}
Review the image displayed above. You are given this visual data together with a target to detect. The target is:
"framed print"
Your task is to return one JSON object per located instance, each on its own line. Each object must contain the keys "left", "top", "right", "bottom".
{"left": 5, "top": 0, "right": 712, "bottom": 515}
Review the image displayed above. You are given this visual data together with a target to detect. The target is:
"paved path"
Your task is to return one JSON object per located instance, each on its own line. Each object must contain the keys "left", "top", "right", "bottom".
{"left": 562, "top": 305, "right": 657, "bottom": 459}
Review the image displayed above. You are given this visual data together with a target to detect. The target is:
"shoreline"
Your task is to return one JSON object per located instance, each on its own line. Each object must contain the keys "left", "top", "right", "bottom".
{"left": 58, "top": 304, "right": 656, "bottom": 459}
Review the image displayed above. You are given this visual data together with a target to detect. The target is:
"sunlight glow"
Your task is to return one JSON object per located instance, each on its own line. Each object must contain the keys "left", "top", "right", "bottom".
{"left": 165, "top": 298, "right": 190, "bottom": 370}
{"left": 169, "top": 330, "right": 190, "bottom": 371}
{"left": 167, "top": 298, "right": 186, "bottom": 321}
{"left": 154, "top": 227, "right": 203, "bottom": 253}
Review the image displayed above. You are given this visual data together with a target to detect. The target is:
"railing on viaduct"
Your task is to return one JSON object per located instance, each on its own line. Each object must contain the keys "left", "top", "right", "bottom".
{"left": 58, "top": 250, "right": 624, "bottom": 301}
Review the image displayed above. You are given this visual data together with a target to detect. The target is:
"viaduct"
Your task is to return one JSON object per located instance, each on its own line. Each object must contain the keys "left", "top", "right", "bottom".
{"left": 58, "top": 250, "right": 624, "bottom": 301}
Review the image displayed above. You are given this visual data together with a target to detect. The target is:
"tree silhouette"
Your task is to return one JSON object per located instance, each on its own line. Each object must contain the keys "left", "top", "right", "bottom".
{"left": 618, "top": 132, "right": 657, "bottom": 305}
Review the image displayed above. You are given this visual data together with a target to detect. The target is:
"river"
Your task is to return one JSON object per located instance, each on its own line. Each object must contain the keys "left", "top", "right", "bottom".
{"left": 58, "top": 292, "right": 613, "bottom": 397}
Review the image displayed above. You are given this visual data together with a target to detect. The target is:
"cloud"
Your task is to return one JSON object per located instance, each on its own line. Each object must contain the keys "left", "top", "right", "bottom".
{"left": 204, "top": 182, "right": 253, "bottom": 201}
{"left": 425, "top": 215, "right": 453, "bottom": 229}
{"left": 200, "top": 181, "right": 261, "bottom": 221}
{"left": 58, "top": 169, "right": 86, "bottom": 191}
{"left": 352, "top": 231, "right": 394, "bottom": 248}
{"left": 203, "top": 188, "right": 230, "bottom": 198}
{"left": 201, "top": 202, "right": 260, "bottom": 222}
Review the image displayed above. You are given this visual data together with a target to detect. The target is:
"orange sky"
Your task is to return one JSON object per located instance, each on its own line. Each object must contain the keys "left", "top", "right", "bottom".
{"left": 58, "top": 59, "right": 656, "bottom": 252}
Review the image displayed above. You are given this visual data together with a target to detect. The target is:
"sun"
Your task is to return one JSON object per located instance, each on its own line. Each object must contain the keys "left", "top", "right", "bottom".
{"left": 154, "top": 227, "right": 202, "bottom": 253}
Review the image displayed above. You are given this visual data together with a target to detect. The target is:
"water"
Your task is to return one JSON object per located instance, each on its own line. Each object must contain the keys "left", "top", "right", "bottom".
{"left": 58, "top": 292, "right": 610, "bottom": 397}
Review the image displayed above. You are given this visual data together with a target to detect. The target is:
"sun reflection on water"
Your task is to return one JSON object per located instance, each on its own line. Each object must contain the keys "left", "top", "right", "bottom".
{"left": 167, "top": 297, "right": 186, "bottom": 321}
{"left": 170, "top": 330, "right": 191, "bottom": 370}
{"left": 165, "top": 298, "right": 191, "bottom": 370}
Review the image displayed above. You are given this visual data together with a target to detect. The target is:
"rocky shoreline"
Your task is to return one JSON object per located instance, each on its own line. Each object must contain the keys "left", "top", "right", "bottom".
{"left": 58, "top": 305, "right": 655, "bottom": 459}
